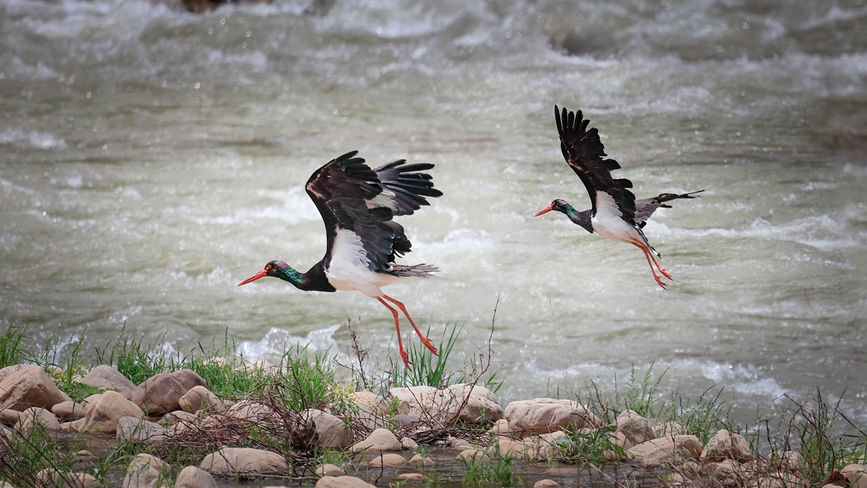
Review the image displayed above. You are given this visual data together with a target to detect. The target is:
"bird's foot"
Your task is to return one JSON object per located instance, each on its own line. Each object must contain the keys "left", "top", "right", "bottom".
{"left": 400, "top": 350, "right": 413, "bottom": 370}
{"left": 419, "top": 337, "right": 439, "bottom": 356}
{"left": 654, "top": 276, "right": 668, "bottom": 289}
{"left": 660, "top": 267, "right": 673, "bottom": 280}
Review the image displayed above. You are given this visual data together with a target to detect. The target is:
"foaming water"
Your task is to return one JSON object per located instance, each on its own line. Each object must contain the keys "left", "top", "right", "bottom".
{"left": 1, "top": 0, "right": 866, "bottom": 425}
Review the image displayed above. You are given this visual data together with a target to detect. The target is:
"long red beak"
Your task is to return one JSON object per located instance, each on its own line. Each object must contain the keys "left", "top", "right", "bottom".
{"left": 534, "top": 204, "right": 554, "bottom": 217}
{"left": 237, "top": 269, "right": 268, "bottom": 286}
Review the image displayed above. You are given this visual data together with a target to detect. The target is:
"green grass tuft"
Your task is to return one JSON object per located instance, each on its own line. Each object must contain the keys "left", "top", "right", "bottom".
{"left": 0, "top": 322, "right": 30, "bottom": 369}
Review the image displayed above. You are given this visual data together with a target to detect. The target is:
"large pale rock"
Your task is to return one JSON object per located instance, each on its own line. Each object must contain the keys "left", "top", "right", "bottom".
{"left": 494, "top": 438, "right": 528, "bottom": 458}
{"left": 178, "top": 386, "right": 222, "bottom": 414}
{"left": 131, "top": 370, "right": 206, "bottom": 416}
{"left": 449, "top": 436, "right": 474, "bottom": 451}
{"left": 350, "top": 391, "right": 391, "bottom": 431}
{"left": 397, "top": 474, "right": 428, "bottom": 482}
{"left": 215, "top": 400, "right": 280, "bottom": 426}
{"left": 609, "top": 430, "right": 633, "bottom": 451}
{"left": 306, "top": 409, "right": 354, "bottom": 449}
{"left": 534, "top": 481, "right": 562, "bottom": 488}
{"left": 456, "top": 448, "right": 493, "bottom": 462}
{"left": 117, "top": 417, "right": 168, "bottom": 443}
{"left": 408, "top": 454, "right": 433, "bottom": 466}
{"left": 390, "top": 384, "right": 501, "bottom": 424}
{"left": 315, "top": 476, "right": 375, "bottom": 488}
{"left": 199, "top": 447, "right": 288, "bottom": 477}
{"left": 0, "top": 364, "right": 67, "bottom": 411}
{"left": 0, "top": 409, "right": 23, "bottom": 425}
{"left": 163, "top": 411, "right": 196, "bottom": 436}
{"left": 122, "top": 454, "right": 169, "bottom": 488}
{"left": 16, "top": 407, "right": 61, "bottom": 431}
{"left": 616, "top": 410, "right": 652, "bottom": 445}
{"left": 351, "top": 428, "right": 402, "bottom": 452}
{"left": 315, "top": 464, "right": 346, "bottom": 477}
{"left": 676, "top": 435, "right": 703, "bottom": 459}
{"left": 713, "top": 459, "right": 747, "bottom": 487}
{"left": 77, "top": 390, "right": 144, "bottom": 435}
{"left": 701, "top": 429, "right": 753, "bottom": 463}
{"left": 81, "top": 366, "right": 137, "bottom": 399}
{"left": 626, "top": 436, "right": 700, "bottom": 467}
{"left": 652, "top": 420, "right": 685, "bottom": 438}
{"left": 504, "top": 398, "right": 601, "bottom": 436}
{"left": 400, "top": 436, "right": 418, "bottom": 450}
{"left": 349, "top": 391, "right": 388, "bottom": 414}
{"left": 52, "top": 401, "right": 88, "bottom": 420}
{"left": 489, "top": 418, "right": 512, "bottom": 436}
{"left": 367, "top": 454, "right": 406, "bottom": 467}
{"left": 173, "top": 466, "right": 217, "bottom": 488}
{"left": 842, "top": 465, "right": 867, "bottom": 488}
{"left": 35, "top": 470, "right": 102, "bottom": 488}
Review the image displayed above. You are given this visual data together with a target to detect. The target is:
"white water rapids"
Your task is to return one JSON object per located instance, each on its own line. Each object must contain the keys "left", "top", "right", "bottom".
{"left": 1, "top": 0, "right": 866, "bottom": 424}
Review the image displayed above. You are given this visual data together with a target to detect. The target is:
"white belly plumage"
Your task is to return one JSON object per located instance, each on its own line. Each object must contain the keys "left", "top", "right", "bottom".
{"left": 325, "top": 228, "right": 400, "bottom": 297}
{"left": 591, "top": 191, "right": 641, "bottom": 244}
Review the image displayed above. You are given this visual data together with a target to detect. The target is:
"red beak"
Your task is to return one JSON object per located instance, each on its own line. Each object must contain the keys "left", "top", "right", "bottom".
{"left": 534, "top": 204, "right": 554, "bottom": 217}
{"left": 237, "top": 269, "right": 268, "bottom": 286}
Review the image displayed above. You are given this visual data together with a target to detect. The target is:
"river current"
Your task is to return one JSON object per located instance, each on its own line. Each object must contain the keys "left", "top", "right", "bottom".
{"left": 1, "top": 0, "right": 866, "bottom": 425}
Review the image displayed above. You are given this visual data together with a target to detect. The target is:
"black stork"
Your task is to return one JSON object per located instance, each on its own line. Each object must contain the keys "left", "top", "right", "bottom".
{"left": 238, "top": 151, "right": 443, "bottom": 369}
{"left": 534, "top": 106, "right": 702, "bottom": 289}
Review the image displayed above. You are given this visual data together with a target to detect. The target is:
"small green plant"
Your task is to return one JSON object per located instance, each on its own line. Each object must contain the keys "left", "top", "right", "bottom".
{"left": 614, "top": 362, "right": 668, "bottom": 418}
{"left": 0, "top": 322, "right": 30, "bottom": 368}
{"left": 183, "top": 333, "right": 271, "bottom": 399}
{"left": 457, "top": 448, "right": 514, "bottom": 486}
{"left": 313, "top": 447, "right": 349, "bottom": 469}
{"left": 771, "top": 390, "right": 867, "bottom": 485}
{"left": 390, "top": 323, "right": 461, "bottom": 388}
{"left": 0, "top": 421, "right": 85, "bottom": 487}
{"left": 556, "top": 424, "right": 622, "bottom": 469}
{"left": 388, "top": 322, "right": 502, "bottom": 395}
{"left": 95, "top": 325, "right": 170, "bottom": 385}
{"left": 675, "top": 385, "right": 731, "bottom": 444}
{"left": 457, "top": 451, "right": 485, "bottom": 485}
{"left": 484, "top": 451, "right": 513, "bottom": 486}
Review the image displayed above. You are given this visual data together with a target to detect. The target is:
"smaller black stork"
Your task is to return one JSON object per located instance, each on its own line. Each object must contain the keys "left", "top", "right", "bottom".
{"left": 238, "top": 151, "right": 443, "bottom": 369}
{"left": 534, "top": 106, "right": 702, "bottom": 289}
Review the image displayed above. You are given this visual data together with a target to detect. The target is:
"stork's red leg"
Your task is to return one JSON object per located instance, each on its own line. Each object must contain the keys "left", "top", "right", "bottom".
{"left": 631, "top": 240, "right": 668, "bottom": 289}
{"left": 382, "top": 295, "right": 439, "bottom": 356}
{"left": 647, "top": 250, "right": 673, "bottom": 280}
{"left": 377, "top": 297, "right": 412, "bottom": 369}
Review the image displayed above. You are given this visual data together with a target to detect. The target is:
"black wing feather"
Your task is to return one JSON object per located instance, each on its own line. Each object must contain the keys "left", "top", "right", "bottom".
{"left": 634, "top": 190, "right": 704, "bottom": 226}
{"left": 373, "top": 160, "right": 443, "bottom": 216}
{"left": 305, "top": 150, "right": 441, "bottom": 272}
{"left": 555, "top": 105, "right": 636, "bottom": 224}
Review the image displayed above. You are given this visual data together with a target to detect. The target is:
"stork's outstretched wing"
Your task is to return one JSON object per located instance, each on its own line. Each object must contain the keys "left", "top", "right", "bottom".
{"left": 305, "top": 151, "right": 441, "bottom": 272}
{"left": 634, "top": 190, "right": 704, "bottom": 226}
{"left": 555, "top": 106, "right": 636, "bottom": 224}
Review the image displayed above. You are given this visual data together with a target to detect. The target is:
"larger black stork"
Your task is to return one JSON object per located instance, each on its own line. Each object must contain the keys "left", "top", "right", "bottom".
{"left": 238, "top": 151, "right": 443, "bottom": 368}
{"left": 534, "top": 106, "right": 702, "bottom": 289}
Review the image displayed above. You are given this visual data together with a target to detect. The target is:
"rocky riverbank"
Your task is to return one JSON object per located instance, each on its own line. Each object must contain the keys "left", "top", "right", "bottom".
{"left": 1, "top": 360, "right": 866, "bottom": 488}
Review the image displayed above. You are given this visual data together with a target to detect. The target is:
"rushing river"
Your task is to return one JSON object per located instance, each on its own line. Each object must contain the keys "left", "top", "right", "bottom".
{"left": 1, "top": 0, "right": 866, "bottom": 425}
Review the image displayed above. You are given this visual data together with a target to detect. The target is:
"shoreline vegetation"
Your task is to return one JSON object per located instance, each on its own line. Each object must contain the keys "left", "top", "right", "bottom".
{"left": 0, "top": 320, "right": 865, "bottom": 488}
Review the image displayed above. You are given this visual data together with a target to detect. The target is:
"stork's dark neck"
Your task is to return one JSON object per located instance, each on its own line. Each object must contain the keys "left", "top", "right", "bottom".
{"left": 274, "top": 261, "right": 335, "bottom": 292}
{"left": 557, "top": 203, "right": 594, "bottom": 234}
